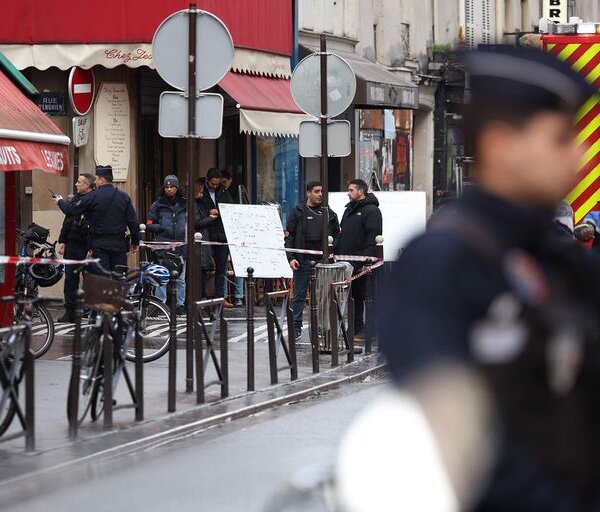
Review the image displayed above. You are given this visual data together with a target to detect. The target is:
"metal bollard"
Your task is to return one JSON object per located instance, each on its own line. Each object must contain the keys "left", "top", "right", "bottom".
{"left": 23, "top": 305, "right": 34, "bottom": 452}
{"left": 167, "top": 270, "right": 179, "bottom": 413}
{"left": 103, "top": 316, "right": 113, "bottom": 430}
{"left": 68, "top": 289, "right": 85, "bottom": 439}
{"left": 139, "top": 223, "right": 147, "bottom": 262}
{"left": 246, "top": 267, "right": 255, "bottom": 391}
{"left": 134, "top": 309, "right": 144, "bottom": 422}
{"left": 347, "top": 293, "right": 355, "bottom": 363}
{"left": 287, "top": 299, "right": 298, "bottom": 381}
{"left": 266, "top": 294, "right": 278, "bottom": 385}
{"left": 364, "top": 259, "right": 374, "bottom": 355}
{"left": 309, "top": 261, "right": 319, "bottom": 373}
{"left": 329, "top": 284, "right": 339, "bottom": 368}
{"left": 220, "top": 311, "right": 228, "bottom": 399}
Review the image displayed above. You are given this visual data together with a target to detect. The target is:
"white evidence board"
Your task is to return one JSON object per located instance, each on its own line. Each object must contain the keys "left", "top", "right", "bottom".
{"left": 219, "top": 203, "right": 293, "bottom": 279}
{"left": 328, "top": 191, "right": 427, "bottom": 261}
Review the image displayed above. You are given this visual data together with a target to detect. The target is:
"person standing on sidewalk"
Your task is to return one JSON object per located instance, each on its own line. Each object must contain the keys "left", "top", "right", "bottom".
{"left": 54, "top": 165, "right": 140, "bottom": 271}
{"left": 221, "top": 169, "right": 244, "bottom": 307}
{"left": 145, "top": 175, "right": 188, "bottom": 315}
{"left": 194, "top": 177, "right": 217, "bottom": 300}
{"left": 56, "top": 173, "right": 95, "bottom": 323}
{"left": 285, "top": 181, "right": 340, "bottom": 340}
{"left": 335, "top": 179, "right": 382, "bottom": 342}
{"left": 197, "top": 168, "right": 233, "bottom": 306}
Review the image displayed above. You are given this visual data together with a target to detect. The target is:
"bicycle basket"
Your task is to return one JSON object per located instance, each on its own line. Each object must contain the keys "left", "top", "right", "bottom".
{"left": 82, "top": 274, "right": 132, "bottom": 313}
{"left": 25, "top": 223, "right": 50, "bottom": 244}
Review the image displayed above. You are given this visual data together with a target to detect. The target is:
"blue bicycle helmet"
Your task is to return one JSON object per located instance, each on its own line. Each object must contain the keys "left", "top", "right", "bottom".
{"left": 145, "top": 264, "right": 170, "bottom": 285}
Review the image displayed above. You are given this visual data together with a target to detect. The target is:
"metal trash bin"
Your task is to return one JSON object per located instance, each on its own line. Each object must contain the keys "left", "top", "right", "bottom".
{"left": 315, "top": 262, "right": 353, "bottom": 351}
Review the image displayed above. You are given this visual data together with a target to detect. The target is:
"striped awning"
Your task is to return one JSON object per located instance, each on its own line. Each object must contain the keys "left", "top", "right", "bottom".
{"left": 544, "top": 37, "right": 600, "bottom": 223}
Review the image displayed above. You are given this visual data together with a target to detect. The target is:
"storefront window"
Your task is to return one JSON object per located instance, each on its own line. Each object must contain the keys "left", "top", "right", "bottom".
{"left": 357, "top": 109, "right": 413, "bottom": 191}
{"left": 256, "top": 136, "right": 301, "bottom": 225}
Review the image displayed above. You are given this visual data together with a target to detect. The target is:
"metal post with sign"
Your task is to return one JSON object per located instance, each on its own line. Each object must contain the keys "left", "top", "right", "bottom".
{"left": 153, "top": 4, "right": 233, "bottom": 393}
{"left": 291, "top": 39, "right": 356, "bottom": 260}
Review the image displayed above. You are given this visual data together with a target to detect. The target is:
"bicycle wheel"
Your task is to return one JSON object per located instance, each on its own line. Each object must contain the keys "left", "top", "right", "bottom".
{"left": 90, "top": 381, "right": 104, "bottom": 422}
{"left": 71, "top": 327, "right": 103, "bottom": 424}
{"left": 13, "top": 303, "right": 55, "bottom": 359}
{"left": 125, "top": 297, "right": 171, "bottom": 363}
{"left": 0, "top": 390, "right": 16, "bottom": 437}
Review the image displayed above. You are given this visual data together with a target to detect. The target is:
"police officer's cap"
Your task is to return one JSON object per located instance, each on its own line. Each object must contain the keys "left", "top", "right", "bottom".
{"left": 95, "top": 165, "right": 113, "bottom": 179}
{"left": 463, "top": 45, "right": 597, "bottom": 114}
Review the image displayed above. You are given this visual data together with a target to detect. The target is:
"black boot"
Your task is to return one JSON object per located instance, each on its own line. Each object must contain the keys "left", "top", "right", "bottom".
{"left": 57, "top": 310, "right": 75, "bottom": 323}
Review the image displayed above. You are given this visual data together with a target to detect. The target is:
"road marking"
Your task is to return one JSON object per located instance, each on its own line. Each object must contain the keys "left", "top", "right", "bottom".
{"left": 228, "top": 323, "right": 268, "bottom": 343}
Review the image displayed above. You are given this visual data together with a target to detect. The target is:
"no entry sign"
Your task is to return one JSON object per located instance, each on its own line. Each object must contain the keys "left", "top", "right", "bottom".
{"left": 68, "top": 67, "right": 95, "bottom": 116}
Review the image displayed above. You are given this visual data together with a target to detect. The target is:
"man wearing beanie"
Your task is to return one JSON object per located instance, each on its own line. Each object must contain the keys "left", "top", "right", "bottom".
{"left": 54, "top": 164, "right": 140, "bottom": 271}
{"left": 146, "top": 174, "right": 187, "bottom": 314}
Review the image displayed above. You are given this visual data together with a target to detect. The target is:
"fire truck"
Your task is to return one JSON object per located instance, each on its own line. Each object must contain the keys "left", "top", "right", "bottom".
{"left": 540, "top": 17, "right": 600, "bottom": 224}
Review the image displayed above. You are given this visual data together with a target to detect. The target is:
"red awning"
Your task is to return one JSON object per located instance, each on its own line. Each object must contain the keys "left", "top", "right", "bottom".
{"left": 218, "top": 72, "right": 312, "bottom": 137}
{"left": 219, "top": 72, "right": 302, "bottom": 114}
{"left": 0, "top": 0, "right": 292, "bottom": 56}
{"left": 0, "top": 71, "right": 69, "bottom": 174}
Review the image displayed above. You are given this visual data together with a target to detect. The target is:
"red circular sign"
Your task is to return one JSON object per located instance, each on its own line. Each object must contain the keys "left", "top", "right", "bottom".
{"left": 68, "top": 67, "right": 95, "bottom": 116}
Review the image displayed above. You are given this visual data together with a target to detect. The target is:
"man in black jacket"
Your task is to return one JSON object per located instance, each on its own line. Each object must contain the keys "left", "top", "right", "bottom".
{"left": 197, "top": 168, "right": 233, "bottom": 306}
{"left": 336, "top": 179, "right": 382, "bottom": 340}
{"left": 285, "top": 181, "right": 340, "bottom": 339}
{"left": 54, "top": 165, "right": 140, "bottom": 272}
{"left": 56, "top": 173, "right": 95, "bottom": 322}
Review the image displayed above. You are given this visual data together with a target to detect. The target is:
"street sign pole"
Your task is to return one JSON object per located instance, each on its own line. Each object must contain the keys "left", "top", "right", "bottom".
{"left": 320, "top": 34, "right": 329, "bottom": 262}
{"left": 185, "top": 3, "right": 198, "bottom": 393}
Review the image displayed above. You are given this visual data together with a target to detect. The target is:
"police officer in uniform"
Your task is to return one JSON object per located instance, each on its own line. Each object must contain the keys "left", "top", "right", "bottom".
{"left": 54, "top": 165, "right": 140, "bottom": 272}
{"left": 56, "top": 173, "right": 95, "bottom": 322}
{"left": 377, "top": 46, "right": 600, "bottom": 510}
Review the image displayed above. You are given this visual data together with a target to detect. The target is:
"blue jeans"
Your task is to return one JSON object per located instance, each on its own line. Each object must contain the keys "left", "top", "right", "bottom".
{"left": 233, "top": 276, "right": 244, "bottom": 299}
{"left": 291, "top": 262, "right": 311, "bottom": 336}
{"left": 155, "top": 262, "right": 186, "bottom": 307}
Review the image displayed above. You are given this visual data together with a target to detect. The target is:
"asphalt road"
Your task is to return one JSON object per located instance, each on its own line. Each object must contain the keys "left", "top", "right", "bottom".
{"left": 7, "top": 380, "right": 384, "bottom": 512}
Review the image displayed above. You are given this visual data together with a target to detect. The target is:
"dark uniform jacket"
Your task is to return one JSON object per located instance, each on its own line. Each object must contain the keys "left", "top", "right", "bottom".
{"left": 285, "top": 202, "right": 340, "bottom": 261}
{"left": 58, "top": 184, "right": 140, "bottom": 245}
{"left": 378, "top": 188, "right": 600, "bottom": 511}
{"left": 335, "top": 193, "right": 383, "bottom": 258}
{"left": 196, "top": 184, "right": 232, "bottom": 243}
{"left": 58, "top": 193, "right": 90, "bottom": 246}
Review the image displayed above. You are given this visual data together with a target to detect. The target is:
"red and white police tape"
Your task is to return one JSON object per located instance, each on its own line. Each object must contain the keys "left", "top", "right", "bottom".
{"left": 0, "top": 256, "right": 100, "bottom": 265}
{"left": 140, "top": 240, "right": 383, "bottom": 263}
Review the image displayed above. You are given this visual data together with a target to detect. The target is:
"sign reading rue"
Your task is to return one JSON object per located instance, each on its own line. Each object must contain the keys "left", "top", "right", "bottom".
{"left": 35, "top": 92, "right": 66, "bottom": 116}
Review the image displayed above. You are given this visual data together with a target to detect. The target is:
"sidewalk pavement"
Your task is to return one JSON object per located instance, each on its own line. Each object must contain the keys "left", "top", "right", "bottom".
{"left": 0, "top": 312, "right": 385, "bottom": 497}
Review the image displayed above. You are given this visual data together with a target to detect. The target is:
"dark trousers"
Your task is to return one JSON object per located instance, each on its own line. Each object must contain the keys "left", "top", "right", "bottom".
{"left": 352, "top": 275, "right": 366, "bottom": 334}
{"left": 211, "top": 245, "right": 229, "bottom": 298}
{"left": 291, "top": 261, "right": 312, "bottom": 336}
{"left": 91, "top": 238, "right": 128, "bottom": 273}
{"left": 63, "top": 241, "right": 88, "bottom": 312}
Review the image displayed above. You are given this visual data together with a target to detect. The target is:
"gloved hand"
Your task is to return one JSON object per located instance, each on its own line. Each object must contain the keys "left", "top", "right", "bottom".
{"left": 52, "top": 194, "right": 64, "bottom": 203}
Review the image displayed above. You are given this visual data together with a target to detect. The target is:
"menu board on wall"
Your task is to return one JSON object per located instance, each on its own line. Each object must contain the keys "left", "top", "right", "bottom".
{"left": 94, "top": 82, "right": 131, "bottom": 182}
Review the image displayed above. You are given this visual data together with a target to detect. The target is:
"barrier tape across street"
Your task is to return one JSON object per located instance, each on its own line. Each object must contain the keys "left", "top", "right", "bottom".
{"left": 0, "top": 256, "right": 101, "bottom": 266}
{"left": 140, "top": 240, "right": 383, "bottom": 262}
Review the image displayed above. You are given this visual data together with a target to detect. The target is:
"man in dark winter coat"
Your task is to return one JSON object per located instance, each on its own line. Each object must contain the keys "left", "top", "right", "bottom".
{"left": 335, "top": 179, "right": 382, "bottom": 340}
{"left": 285, "top": 181, "right": 340, "bottom": 339}
{"left": 197, "top": 167, "right": 233, "bottom": 306}
{"left": 146, "top": 175, "right": 188, "bottom": 314}
{"left": 56, "top": 173, "right": 95, "bottom": 322}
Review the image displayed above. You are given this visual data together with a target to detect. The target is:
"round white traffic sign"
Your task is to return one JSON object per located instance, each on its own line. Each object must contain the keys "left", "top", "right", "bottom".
{"left": 152, "top": 9, "right": 234, "bottom": 92}
{"left": 68, "top": 67, "right": 95, "bottom": 116}
{"left": 291, "top": 53, "right": 356, "bottom": 118}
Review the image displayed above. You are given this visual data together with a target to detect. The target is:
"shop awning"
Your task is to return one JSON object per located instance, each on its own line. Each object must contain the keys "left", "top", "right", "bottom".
{"left": 340, "top": 53, "right": 419, "bottom": 109}
{"left": 219, "top": 72, "right": 314, "bottom": 137}
{"left": 0, "top": 70, "right": 70, "bottom": 174}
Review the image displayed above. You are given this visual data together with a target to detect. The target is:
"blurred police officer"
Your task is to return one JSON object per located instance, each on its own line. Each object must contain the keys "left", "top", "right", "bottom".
{"left": 54, "top": 165, "right": 140, "bottom": 272}
{"left": 335, "top": 179, "right": 382, "bottom": 341}
{"left": 378, "top": 46, "right": 600, "bottom": 510}
{"left": 56, "top": 173, "right": 95, "bottom": 322}
{"left": 285, "top": 181, "right": 340, "bottom": 340}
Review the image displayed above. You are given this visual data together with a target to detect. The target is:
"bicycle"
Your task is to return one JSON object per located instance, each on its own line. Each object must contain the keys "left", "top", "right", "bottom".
{"left": 13, "top": 225, "right": 63, "bottom": 358}
{"left": 71, "top": 263, "right": 157, "bottom": 424}
{"left": 124, "top": 261, "right": 172, "bottom": 363}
